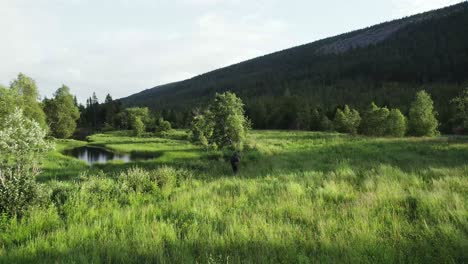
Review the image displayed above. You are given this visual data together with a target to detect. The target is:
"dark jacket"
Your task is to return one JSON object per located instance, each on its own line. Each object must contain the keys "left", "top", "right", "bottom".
{"left": 230, "top": 153, "right": 240, "bottom": 164}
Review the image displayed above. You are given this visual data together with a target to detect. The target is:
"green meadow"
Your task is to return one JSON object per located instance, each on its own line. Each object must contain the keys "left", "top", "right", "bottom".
{"left": 1, "top": 130, "right": 467, "bottom": 263}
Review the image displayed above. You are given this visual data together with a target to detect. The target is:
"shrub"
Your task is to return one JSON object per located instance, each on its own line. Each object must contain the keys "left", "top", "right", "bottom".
{"left": 132, "top": 117, "right": 145, "bottom": 137}
{"left": 360, "top": 102, "right": 407, "bottom": 137}
{"left": 386, "top": 109, "right": 407, "bottom": 137}
{"left": 152, "top": 166, "right": 178, "bottom": 197}
{"left": 117, "top": 166, "right": 180, "bottom": 197}
{"left": 118, "top": 167, "right": 154, "bottom": 193}
{"left": 360, "top": 102, "right": 390, "bottom": 136}
{"left": 0, "top": 109, "right": 53, "bottom": 216}
{"left": 408, "top": 90, "right": 439, "bottom": 136}
{"left": 155, "top": 118, "right": 172, "bottom": 133}
{"left": 190, "top": 113, "right": 213, "bottom": 148}
{"left": 333, "top": 105, "right": 361, "bottom": 134}
{"left": 450, "top": 88, "right": 468, "bottom": 134}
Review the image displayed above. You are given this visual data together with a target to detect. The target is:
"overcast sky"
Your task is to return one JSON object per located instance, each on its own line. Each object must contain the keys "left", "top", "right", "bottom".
{"left": 0, "top": 0, "right": 463, "bottom": 103}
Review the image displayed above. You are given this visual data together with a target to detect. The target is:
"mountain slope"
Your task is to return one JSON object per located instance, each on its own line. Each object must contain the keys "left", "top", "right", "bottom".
{"left": 121, "top": 2, "right": 468, "bottom": 130}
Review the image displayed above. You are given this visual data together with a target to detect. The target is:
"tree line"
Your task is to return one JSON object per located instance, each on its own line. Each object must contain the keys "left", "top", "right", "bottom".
{"left": 331, "top": 91, "right": 439, "bottom": 137}
{"left": 1, "top": 73, "right": 467, "bottom": 141}
{"left": 0, "top": 73, "right": 174, "bottom": 139}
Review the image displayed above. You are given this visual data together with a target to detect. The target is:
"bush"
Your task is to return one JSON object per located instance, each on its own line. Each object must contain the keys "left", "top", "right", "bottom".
{"left": 118, "top": 167, "right": 154, "bottom": 194}
{"left": 360, "top": 102, "right": 407, "bottom": 137}
{"left": 0, "top": 109, "right": 53, "bottom": 216}
{"left": 409, "top": 90, "right": 439, "bottom": 136}
{"left": 132, "top": 117, "right": 145, "bottom": 137}
{"left": 190, "top": 113, "right": 213, "bottom": 148}
{"left": 360, "top": 102, "right": 390, "bottom": 136}
{"left": 450, "top": 88, "right": 468, "bottom": 134}
{"left": 117, "top": 166, "right": 181, "bottom": 197}
{"left": 0, "top": 169, "right": 41, "bottom": 216}
{"left": 152, "top": 166, "right": 178, "bottom": 197}
{"left": 386, "top": 109, "right": 407, "bottom": 137}
{"left": 155, "top": 118, "right": 172, "bottom": 133}
{"left": 333, "top": 105, "right": 361, "bottom": 134}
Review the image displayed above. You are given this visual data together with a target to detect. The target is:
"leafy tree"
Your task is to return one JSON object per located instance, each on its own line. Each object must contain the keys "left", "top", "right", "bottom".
{"left": 43, "top": 85, "right": 80, "bottom": 138}
{"left": 132, "top": 117, "right": 145, "bottom": 137}
{"left": 408, "top": 91, "right": 439, "bottom": 136}
{"left": 360, "top": 102, "right": 407, "bottom": 137}
{"left": 0, "top": 109, "right": 53, "bottom": 216}
{"left": 310, "top": 108, "right": 322, "bottom": 131}
{"left": 248, "top": 101, "right": 267, "bottom": 129}
{"left": 122, "top": 107, "right": 150, "bottom": 136}
{"left": 155, "top": 118, "right": 172, "bottom": 133}
{"left": 0, "top": 85, "right": 15, "bottom": 118}
{"left": 126, "top": 107, "right": 150, "bottom": 125}
{"left": 333, "top": 105, "right": 361, "bottom": 134}
{"left": 190, "top": 113, "right": 213, "bottom": 148}
{"left": 320, "top": 115, "right": 333, "bottom": 131}
{"left": 295, "top": 103, "right": 311, "bottom": 130}
{"left": 190, "top": 92, "right": 250, "bottom": 150}
{"left": 450, "top": 88, "right": 468, "bottom": 133}
{"left": 208, "top": 92, "right": 250, "bottom": 150}
{"left": 9, "top": 73, "right": 47, "bottom": 129}
{"left": 386, "top": 109, "right": 407, "bottom": 137}
{"left": 360, "top": 102, "right": 389, "bottom": 136}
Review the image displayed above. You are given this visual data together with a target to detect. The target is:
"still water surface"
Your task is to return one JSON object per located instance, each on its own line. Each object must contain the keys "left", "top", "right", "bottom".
{"left": 65, "top": 146, "right": 155, "bottom": 165}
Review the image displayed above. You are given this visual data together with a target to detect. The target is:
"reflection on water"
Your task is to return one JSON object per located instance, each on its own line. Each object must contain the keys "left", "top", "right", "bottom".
{"left": 65, "top": 146, "right": 131, "bottom": 165}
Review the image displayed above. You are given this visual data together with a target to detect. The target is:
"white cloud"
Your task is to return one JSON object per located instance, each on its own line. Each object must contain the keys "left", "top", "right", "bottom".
{"left": 0, "top": 0, "right": 290, "bottom": 103}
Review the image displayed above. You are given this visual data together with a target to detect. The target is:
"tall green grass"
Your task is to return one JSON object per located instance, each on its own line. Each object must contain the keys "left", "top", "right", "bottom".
{"left": 1, "top": 130, "right": 467, "bottom": 263}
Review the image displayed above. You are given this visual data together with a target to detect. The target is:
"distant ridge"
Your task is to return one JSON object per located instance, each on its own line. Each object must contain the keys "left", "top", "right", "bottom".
{"left": 121, "top": 2, "right": 468, "bottom": 131}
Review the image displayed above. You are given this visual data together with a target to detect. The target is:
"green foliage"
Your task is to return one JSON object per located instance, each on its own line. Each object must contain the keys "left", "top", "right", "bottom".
{"left": 190, "top": 92, "right": 250, "bottom": 150}
{"left": 43, "top": 85, "right": 80, "bottom": 138}
{"left": 310, "top": 108, "right": 326, "bottom": 131}
{"left": 9, "top": 73, "right": 47, "bottom": 130}
{"left": 117, "top": 166, "right": 178, "bottom": 197}
{"left": 0, "top": 85, "right": 15, "bottom": 119}
{"left": 132, "top": 117, "right": 145, "bottom": 137}
{"left": 295, "top": 105, "right": 311, "bottom": 130}
{"left": 0, "top": 109, "right": 53, "bottom": 216}
{"left": 409, "top": 91, "right": 439, "bottom": 137}
{"left": 386, "top": 109, "right": 407, "bottom": 137}
{"left": 450, "top": 88, "right": 468, "bottom": 133}
{"left": 209, "top": 92, "right": 250, "bottom": 149}
{"left": 360, "top": 103, "right": 407, "bottom": 137}
{"left": 126, "top": 107, "right": 150, "bottom": 125}
{"left": 360, "top": 102, "right": 389, "bottom": 136}
{"left": 333, "top": 105, "right": 361, "bottom": 134}
{"left": 190, "top": 113, "right": 213, "bottom": 148}
{"left": 319, "top": 114, "right": 333, "bottom": 131}
{"left": 154, "top": 118, "right": 172, "bottom": 133}
{"left": 120, "top": 107, "right": 151, "bottom": 136}
{"left": 118, "top": 167, "right": 154, "bottom": 194}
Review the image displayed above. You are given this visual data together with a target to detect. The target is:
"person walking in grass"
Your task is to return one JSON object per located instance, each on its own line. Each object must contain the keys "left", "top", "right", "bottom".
{"left": 230, "top": 151, "right": 241, "bottom": 175}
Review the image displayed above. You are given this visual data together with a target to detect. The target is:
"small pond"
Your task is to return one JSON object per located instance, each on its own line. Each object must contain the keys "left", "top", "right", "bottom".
{"left": 65, "top": 146, "right": 159, "bottom": 165}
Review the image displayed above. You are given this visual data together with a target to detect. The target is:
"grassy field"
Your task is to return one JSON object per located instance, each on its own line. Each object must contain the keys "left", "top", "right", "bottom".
{"left": 1, "top": 130, "right": 467, "bottom": 263}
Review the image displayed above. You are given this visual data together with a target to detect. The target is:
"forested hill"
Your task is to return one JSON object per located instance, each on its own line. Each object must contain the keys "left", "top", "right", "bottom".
{"left": 120, "top": 2, "right": 468, "bottom": 131}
